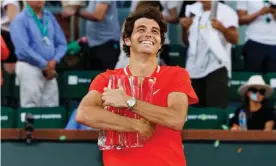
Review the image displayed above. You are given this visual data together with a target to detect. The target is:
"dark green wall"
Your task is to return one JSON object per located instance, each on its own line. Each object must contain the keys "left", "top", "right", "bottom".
{"left": 1, "top": 141, "right": 275, "bottom": 166}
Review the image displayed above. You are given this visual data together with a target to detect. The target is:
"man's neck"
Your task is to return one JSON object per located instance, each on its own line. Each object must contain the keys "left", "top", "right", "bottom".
{"left": 30, "top": 6, "right": 43, "bottom": 17}
{"left": 249, "top": 100, "right": 262, "bottom": 112}
{"left": 128, "top": 52, "right": 158, "bottom": 77}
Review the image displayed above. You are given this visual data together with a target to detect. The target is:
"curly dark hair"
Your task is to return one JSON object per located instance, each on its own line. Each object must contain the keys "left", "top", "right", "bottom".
{"left": 122, "top": 7, "right": 168, "bottom": 57}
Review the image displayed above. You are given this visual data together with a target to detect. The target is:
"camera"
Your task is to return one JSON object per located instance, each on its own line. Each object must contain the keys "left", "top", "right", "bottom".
{"left": 24, "top": 113, "right": 34, "bottom": 145}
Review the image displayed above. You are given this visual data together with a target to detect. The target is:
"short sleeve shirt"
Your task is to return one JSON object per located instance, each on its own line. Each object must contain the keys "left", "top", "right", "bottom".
{"left": 236, "top": 0, "right": 276, "bottom": 45}
{"left": 85, "top": 0, "right": 121, "bottom": 47}
{"left": 89, "top": 66, "right": 198, "bottom": 166}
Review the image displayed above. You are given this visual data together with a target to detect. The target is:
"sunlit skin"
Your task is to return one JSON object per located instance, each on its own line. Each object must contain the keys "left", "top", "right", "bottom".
{"left": 124, "top": 18, "right": 162, "bottom": 60}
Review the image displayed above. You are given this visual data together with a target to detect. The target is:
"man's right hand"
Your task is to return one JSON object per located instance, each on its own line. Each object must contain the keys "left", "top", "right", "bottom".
{"left": 180, "top": 17, "right": 193, "bottom": 29}
{"left": 136, "top": 118, "right": 155, "bottom": 140}
{"left": 258, "top": 6, "right": 271, "bottom": 16}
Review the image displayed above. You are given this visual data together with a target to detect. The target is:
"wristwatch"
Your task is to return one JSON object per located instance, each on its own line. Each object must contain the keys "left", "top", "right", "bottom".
{"left": 127, "top": 97, "right": 136, "bottom": 110}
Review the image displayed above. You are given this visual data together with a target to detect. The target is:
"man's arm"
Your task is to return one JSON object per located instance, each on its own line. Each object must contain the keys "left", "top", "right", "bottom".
{"left": 180, "top": 17, "right": 193, "bottom": 45}
{"left": 52, "top": 15, "right": 67, "bottom": 63}
{"left": 220, "top": 26, "right": 239, "bottom": 45}
{"left": 132, "top": 92, "right": 189, "bottom": 131}
{"left": 76, "top": 90, "right": 148, "bottom": 133}
{"left": 10, "top": 17, "right": 48, "bottom": 69}
{"left": 78, "top": 2, "right": 108, "bottom": 22}
{"left": 102, "top": 68, "right": 198, "bottom": 131}
{"left": 164, "top": 7, "right": 179, "bottom": 23}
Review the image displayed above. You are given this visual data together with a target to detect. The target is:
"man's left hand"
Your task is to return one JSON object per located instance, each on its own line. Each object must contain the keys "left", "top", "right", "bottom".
{"left": 102, "top": 87, "right": 130, "bottom": 108}
{"left": 211, "top": 19, "right": 226, "bottom": 33}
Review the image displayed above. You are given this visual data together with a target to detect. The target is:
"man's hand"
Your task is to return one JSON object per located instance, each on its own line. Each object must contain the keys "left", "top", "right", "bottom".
{"left": 43, "top": 68, "right": 56, "bottom": 80}
{"left": 102, "top": 87, "right": 130, "bottom": 108}
{"left": 180, "top": 17, "right": 193, "bottom": 29}
{"left": 231, "top": 124, "right": 241, "bottom": 131}
{"left": 136, "top": 118, "right": 155, "bottom": 140}
{"left": 47, "top": 60, "right": 57, "bottom": 70}
{"left": 211, "top": 19, "right": 226, "bottom": 33}
{"left": 258, "top": 6, "right": 271, "bottom": 16}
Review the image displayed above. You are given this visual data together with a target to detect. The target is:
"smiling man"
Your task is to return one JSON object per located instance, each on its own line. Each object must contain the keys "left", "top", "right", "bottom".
{"left": 76, "top": 8, "right": 198, "bottom": 166}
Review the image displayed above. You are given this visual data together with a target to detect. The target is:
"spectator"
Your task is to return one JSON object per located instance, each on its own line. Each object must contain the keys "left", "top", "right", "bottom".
{"left": 237, "top": 0, "right": 276, "bottom": 74}
{"left": 230, "top": 75, "right": 275, "bottom": 131}
{"left": 62, "top": 0, "right": 121, "bottom": 70}
{"left": 65, "top": 109, "right": 96, "bottom": 130}
{"left": 10, "top": 0, "right": 67, "bottom": 108}
{"left": 181, "top": 0, "right": 239, "bottom": 109}
{"left": 1, "top": 0, "right": 22, "bottom": 74}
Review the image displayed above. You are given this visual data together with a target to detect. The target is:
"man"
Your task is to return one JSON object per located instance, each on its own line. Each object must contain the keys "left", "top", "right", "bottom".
{"left": 10, "top": 1, "right": 67, "bottom": 107}
{"left": 63, "top": 0, "right": 120, "bottom": 70}
{"left": 181, "top": 0, "right": 239, "bottom": 109}
{"left": 76, "top": 8, "right": 198, "bottom": 166}
{"left": 237, "top": 0, "right": 276, "bottom": 73}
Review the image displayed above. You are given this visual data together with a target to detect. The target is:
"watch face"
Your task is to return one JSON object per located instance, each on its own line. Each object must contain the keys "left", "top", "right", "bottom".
{"left": 128, "top": 98, "right": 136, "bottom": 107}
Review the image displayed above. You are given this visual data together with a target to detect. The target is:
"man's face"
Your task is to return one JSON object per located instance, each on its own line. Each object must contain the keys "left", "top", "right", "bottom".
{"left": 27, "top": 0, "right": 45, "bottom": 8}
{"left": 124, "top": 18, "right": 162, "bottom": 56}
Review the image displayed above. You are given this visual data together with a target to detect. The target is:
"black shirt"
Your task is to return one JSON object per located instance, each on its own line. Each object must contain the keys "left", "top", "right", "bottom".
{"left": 230, "top": 106, "right": 275, "bottom": 130}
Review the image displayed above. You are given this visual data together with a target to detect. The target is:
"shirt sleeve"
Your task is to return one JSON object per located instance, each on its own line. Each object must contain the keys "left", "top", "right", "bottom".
{"left": 88, "top": 72, "right": 109, "bottom": 94}
{"left": 169, "top": 67, "right": 198, "bottom": 105}
{"left": 1, "top": 36, "right": 10, "bottom": 61}
{"left": 236, "top": 1, "right": 248, "bottom": 10}
{"left": 219, "top": 5, "right": 239, "bottom": 28}
{"left": 50, "top": 14, "right": 67, "bottom": 63}
{"left": 265, "top": 108, "right": 275, "bottom": 122}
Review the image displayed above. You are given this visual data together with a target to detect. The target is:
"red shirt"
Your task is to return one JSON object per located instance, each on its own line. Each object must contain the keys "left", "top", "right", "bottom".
{"left": 89, "top": 66, "right": 198, "bottom": 166}
{"left": 1, "top": 36, "right": 10, "bottom": 61}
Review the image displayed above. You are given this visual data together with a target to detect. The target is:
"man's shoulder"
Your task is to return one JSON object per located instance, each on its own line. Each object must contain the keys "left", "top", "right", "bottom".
{"left": 12, "top": 11, "right": 26, "bottom": 24}
{"left": 95, "top": 68, "right": 125, "bottom": 79}
{"left": 218, "top": 2, "right": 237, "bottom": 15}
{"left": 160, "top": 66, "right": 189, "bottom": 76}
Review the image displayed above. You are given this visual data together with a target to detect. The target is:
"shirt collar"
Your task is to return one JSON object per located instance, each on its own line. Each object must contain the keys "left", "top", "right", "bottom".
{"left": 24, "top": 7, "right": 50, "bottom": 18}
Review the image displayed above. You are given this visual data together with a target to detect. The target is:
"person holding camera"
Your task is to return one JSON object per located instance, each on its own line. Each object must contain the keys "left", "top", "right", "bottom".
{"left": 10, "top": 1, "right": 67, "bottom": 108}
{"left": 237, "top": 0, "right": 276, "bottom": 73}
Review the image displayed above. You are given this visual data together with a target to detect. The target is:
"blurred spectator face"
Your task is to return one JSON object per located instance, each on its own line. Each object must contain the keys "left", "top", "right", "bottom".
{"left": 200, "top": 0, "right": 212, "bottom": 9}
{"left": 246, "top": 87, "right": 265, "bottom": 102}
{"left": 126, "top": 18, "right": 161, "bottom": 56}
{"left": 27, "top": 0, "right": 45, "bottom": 8}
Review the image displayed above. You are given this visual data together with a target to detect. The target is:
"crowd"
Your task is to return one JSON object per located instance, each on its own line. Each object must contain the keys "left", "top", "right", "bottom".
{"left": 1, "top": 0, "right": 276, "bottom": 131}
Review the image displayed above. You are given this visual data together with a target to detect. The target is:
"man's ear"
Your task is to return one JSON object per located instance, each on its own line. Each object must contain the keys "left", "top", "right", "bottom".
{"left": 124, "top": 37, "right": 131, "bottom": 46}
